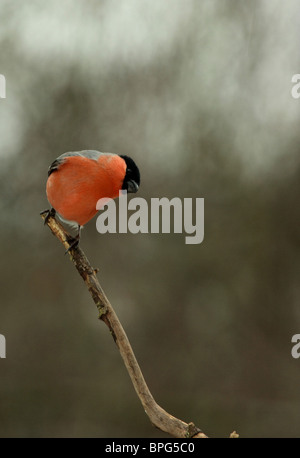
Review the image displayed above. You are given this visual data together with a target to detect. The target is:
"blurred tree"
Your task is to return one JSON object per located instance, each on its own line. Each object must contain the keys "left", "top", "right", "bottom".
{"left": 0, "top": 0, "right": 300, "bottom": 438}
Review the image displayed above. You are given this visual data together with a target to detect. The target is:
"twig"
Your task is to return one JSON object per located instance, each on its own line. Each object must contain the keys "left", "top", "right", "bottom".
{"left": 40, "top": 211, "right": 208, "bottom": 438}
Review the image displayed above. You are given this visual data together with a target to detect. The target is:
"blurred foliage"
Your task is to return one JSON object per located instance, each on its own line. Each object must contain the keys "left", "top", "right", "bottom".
{"left": 0, "top": 0, "right": 300, "bottom": 437}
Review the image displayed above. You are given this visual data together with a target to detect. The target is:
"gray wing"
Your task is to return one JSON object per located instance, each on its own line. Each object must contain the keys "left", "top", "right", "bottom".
{"left": 47, "top": 150, "right": 111, "bottom": 176}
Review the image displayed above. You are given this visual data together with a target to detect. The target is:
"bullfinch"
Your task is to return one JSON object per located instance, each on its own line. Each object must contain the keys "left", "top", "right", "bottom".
{"left": 42, "top": 150, "right": 140, "bottom": 248}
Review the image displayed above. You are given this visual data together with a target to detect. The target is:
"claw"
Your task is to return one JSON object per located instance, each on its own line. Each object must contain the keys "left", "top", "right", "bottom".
{"left": 40, "top": 208, "right": 56, "bottom": 225}
{"left": 41, "top": 209, "right": 82, "bottom": 254}
{"left": 64, "top": 225, "right": 82, "bottom": 254}
{"left": 65, "top": 236, "right": 79, "bottom": 254}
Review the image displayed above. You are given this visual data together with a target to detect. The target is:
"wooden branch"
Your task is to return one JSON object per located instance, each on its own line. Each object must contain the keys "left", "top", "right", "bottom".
{"left": 40, "top": 211, "right": 208, "bottom": 438}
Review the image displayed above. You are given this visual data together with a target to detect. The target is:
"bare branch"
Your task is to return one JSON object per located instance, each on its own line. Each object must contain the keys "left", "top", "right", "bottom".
{"left": 40, "top": 210, "right": 208, "bottom": 438}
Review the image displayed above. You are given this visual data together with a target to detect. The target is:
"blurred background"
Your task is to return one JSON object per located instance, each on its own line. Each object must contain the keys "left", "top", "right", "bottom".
{"left": 0, "top": 0, "right": 300, "bottom": 438}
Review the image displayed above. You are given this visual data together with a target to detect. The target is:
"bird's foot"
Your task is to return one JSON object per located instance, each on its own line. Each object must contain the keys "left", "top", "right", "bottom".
{"left": 65, "top": 234, "right": 80, "bottom": 254}
{"left": 40, "top": 208, "right": 56, "bottom": 225}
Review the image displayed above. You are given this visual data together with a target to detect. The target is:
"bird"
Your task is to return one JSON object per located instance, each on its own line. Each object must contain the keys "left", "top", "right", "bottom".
{"left": 42, "top": 150, "right": 140, "bottom": 250}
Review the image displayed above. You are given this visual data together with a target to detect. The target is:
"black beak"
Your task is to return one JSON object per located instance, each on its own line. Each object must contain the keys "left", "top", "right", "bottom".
{"left": 127, "top": 179, "right": 139, "bottom": 193}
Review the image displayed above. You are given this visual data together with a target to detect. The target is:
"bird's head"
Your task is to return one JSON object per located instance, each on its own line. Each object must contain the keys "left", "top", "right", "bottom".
{"left": 120, "top": 155, "right": 140, "bottom": 193}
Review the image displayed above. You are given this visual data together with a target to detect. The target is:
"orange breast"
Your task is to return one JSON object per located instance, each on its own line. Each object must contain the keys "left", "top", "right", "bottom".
{"left": 46, "top": 154, "right": 126, "bottom": 226}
